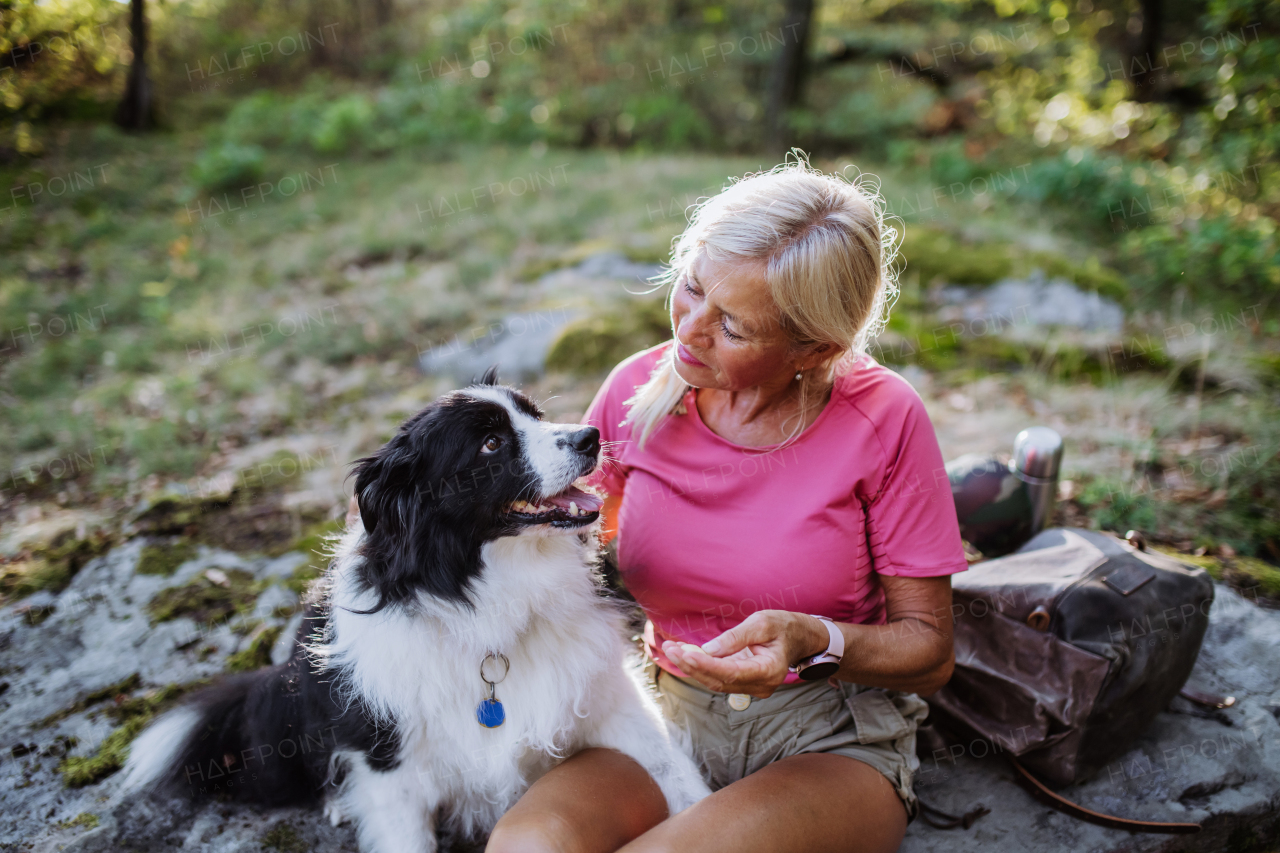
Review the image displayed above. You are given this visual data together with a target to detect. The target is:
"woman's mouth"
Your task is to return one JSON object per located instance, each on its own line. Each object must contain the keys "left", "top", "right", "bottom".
{"left": 676, "top": 343, "right": 706, "bottom": 367}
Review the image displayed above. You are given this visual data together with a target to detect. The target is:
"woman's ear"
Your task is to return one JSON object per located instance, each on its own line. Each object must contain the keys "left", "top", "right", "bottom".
{"left": 796, "top": 341, "right": 840, "bottom": 373}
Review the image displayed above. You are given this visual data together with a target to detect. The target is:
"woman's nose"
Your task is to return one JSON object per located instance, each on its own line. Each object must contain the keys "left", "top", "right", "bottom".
{"left": 674, "top": 297, "right": 709, "bottom": 345}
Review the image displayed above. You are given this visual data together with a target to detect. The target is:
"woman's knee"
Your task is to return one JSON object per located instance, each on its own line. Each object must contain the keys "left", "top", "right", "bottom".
{"left": 486, "top": 811, "right": 584, "bottom": 853}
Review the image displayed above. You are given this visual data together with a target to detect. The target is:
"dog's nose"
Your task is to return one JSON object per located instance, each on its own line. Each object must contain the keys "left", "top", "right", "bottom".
{"left": 565, "top": 426, "right": 600, "bottom": 456}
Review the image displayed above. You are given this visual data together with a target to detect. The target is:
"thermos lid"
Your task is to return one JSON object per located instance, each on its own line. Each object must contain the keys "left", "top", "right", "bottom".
{"left": 1013, "top": 427, "right": 1063, "bottom": 480}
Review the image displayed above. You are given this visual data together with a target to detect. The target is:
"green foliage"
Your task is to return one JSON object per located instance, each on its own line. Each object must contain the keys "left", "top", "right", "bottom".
{"left": 192, "top": 142, "right": 267, "bottom": 193}
{"left": 1121, "top": 215, "right": 1280, "bottom": 309}
{"left": 310, "top": 95, "right": 375, "bottom": 154}
{"left": 1076, "top": 478, "right": 1159, "bottom": 534}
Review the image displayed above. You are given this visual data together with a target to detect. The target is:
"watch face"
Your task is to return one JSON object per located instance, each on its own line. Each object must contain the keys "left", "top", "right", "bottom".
{"left": 796, "top": 660, "right": 840, "bottom": 681}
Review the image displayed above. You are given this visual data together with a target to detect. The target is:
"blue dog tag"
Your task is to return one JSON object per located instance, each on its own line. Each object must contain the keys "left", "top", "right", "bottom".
{"left": 476, "top": 698, "right": 505, "bottom": 728}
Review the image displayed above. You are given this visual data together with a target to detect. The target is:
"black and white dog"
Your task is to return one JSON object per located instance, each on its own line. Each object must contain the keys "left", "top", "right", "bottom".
{"left": 121, "top": 369, "right": 710, "bottom": 851}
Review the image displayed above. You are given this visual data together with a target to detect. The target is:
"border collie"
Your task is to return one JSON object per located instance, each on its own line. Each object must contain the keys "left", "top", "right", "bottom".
{"left": 121, "top": 369, "right": 710, "bottom": 852}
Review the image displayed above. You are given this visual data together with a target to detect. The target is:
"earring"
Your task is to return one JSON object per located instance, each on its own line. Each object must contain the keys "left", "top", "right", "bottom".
{"left": 794, "top": 371, "right": 802, "bottom": 381}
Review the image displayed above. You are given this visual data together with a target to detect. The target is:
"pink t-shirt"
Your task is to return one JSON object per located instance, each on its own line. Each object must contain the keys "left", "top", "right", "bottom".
{"left": 582, "top": 341, "right": 968, "bottom": 680}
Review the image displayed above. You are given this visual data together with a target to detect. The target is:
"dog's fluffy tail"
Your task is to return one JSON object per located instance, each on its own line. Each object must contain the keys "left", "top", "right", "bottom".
{"left": 120, "top": 666, "right": 324, "bottom": 805}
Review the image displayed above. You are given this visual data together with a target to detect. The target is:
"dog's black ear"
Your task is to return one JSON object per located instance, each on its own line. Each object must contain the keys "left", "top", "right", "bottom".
{"left": 352, "top": 432, "right": 413, "bottom": 535}
{"left": 478, "top": 365, "right": 500, "bottom": 386}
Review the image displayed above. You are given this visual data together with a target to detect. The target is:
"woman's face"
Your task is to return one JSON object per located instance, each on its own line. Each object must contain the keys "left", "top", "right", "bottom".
{"left": 670, "top": 253, "right": 797, "bottom": 391}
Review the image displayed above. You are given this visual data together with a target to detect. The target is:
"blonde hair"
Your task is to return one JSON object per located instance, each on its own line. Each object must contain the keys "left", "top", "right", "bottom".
{"left": 623, "top": 151, "right": 901, "bottom": 450}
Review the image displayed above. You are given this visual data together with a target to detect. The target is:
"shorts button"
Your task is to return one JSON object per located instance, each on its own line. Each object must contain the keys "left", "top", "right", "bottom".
{"left": 728, "top": 694, "right": 751, "bottom": 711}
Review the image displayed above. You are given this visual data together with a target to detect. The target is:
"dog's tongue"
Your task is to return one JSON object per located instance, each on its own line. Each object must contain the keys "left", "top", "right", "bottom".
{"left": 545, "top": 484, "right": 604, "bottom": 513}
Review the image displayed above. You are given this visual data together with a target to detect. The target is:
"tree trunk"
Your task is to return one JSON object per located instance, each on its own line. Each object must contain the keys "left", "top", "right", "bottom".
{"left": 763, "top": 0, "right": 815, "bottom": 153}
{"left": 116, "top": 0, "right": 153, "bottom": 130}
{"left": 1131, "top": 0, "right": 1163, "bottom": 102}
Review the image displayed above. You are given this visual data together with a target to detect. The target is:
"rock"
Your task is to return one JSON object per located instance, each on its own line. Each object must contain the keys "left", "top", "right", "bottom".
{"left": 419, "top": 306, "right": 586, "bottom": 383}
{"left": 6, "top": 528, "right": 1277, "bottom": 853}
{"left": 272, "top": 611, "right": 306, "bottom": 665}
{"left": 903, "top": 585, "right": 1280, "bottom": 853}
{"left": 934, "top": 271, "right": 1125, "bottom": 334}
{"left": 571, "top": 251, "right": 662, "bottom": 284}
{"left": 417, "top": 250, "right": 665, "bottom": 383}
{"left": 0, "top": 538, "right": 309, "bottom": 851}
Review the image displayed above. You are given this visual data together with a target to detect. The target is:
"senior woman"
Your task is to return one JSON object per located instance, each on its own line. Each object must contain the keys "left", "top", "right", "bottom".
{"left": 486, "top": 160, "right": 968, "bottom": 853}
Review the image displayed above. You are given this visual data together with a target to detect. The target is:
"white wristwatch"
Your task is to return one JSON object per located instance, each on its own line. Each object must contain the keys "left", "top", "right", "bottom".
{"left": 789, "top": 615, "right": 844, "bottom": 681}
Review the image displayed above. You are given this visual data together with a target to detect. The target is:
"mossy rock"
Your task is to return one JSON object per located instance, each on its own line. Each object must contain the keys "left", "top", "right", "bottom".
{"left": 38, "top": 673, "right": 142, "bottom": 728}
{"left": 59, "top": 679, "right": 207, "bottom": 788}
{"left": 262, "top": 822, "right": 308, "bottom": 852}
{"left": 900, "top": 226, "right": 1128, "bottom": 301}
{"left": 900, "top": 227, "right": 1015, "bottom": 286}
{"left": 132, "top": 485, "right": 328, "bottom": 558}
{"left": 54, "top": 813, "right": 100, "bottom": 831}
{"left": 0, "top": 528, "right": 115, "bottom": 605}
{"left": 136, "top": 540, "right": 198, "bottom": 576}
{"left": 545, "top": 299, "right": 671, "bottom": 376}
{"left": 225, "top": 623, "right": 284, "bottom": 672}
{"left": 147, "top": 568, "right": 263, "bottom": 625}
{"left": 284, "top": 518, "right": 344, "bottom": 595}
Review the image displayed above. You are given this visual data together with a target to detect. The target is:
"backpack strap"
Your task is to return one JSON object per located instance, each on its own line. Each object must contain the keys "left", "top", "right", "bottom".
{"left": 1010, "top": 758, "right": 1201, "bottom": 835}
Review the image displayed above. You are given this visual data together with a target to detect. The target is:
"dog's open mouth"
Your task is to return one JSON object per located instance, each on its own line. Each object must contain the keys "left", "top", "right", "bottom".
{"left": 507, "top": 479, "right": 604, "bottom": 528}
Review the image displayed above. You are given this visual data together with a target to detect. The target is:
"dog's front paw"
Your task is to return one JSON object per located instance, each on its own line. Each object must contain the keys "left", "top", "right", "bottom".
{"left": 324, "top": 797, "right": 347, "bottom": 827}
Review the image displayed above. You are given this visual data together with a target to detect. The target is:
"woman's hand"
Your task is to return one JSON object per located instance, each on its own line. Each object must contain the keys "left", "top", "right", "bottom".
{"left": 661, "top": 610, "right": 829, "bottom": 698}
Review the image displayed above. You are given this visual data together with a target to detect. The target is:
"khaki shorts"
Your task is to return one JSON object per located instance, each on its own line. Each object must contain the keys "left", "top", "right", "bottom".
{"left": 653, "top": 668, "right": 928, "bottom": 821}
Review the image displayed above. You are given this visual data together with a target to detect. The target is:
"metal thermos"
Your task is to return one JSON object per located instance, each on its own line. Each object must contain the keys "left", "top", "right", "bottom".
{"left": 1011, "top": 427, "right": 1064, "bottom": 536}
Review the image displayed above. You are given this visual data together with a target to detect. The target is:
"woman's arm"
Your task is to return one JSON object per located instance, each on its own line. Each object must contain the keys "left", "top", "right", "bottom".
{"left": 662, "top": 574, "right": 955, "bottom": 698}
{"left": 600, "top": 488, "right": 623, "bottom": 546}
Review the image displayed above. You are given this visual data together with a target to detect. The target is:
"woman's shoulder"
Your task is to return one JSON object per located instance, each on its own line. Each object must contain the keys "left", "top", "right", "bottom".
{"left": 829, "top": 354, "right": 931, "bottom": 433}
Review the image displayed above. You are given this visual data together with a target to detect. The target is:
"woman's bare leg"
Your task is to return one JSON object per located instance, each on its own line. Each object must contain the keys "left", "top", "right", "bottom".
{"left": 486, "top": 747, "right": 669, "bottom": 853}
{"left": 618, "top": 753, "right": 907, "bottom": 853}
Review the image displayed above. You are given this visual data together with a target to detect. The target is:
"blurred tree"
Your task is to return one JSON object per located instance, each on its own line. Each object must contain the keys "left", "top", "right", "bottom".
{"left": 764, "top": 0, "right": 815, "bottom": 151}
{"left": 115, "top": 0, "right": 153, "bottom": 129}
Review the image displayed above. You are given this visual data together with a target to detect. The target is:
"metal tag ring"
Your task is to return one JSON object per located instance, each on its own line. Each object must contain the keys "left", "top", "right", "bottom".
{"left": 480, "top": 653, "right": 510, "bottom": 686}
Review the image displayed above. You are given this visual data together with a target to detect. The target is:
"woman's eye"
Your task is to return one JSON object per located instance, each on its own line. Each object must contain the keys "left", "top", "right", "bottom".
{"left": 720, "top": 321, "right": 742, "bottom": 341}
{"left": 682, "top": 277, "right": 699, "bottom": 296}
{"left": 482, "top": 436, "right": 503, "bottom": 453}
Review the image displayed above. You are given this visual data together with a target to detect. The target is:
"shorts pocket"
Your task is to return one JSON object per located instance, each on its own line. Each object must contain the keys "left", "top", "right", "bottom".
{"left": 846, "top": 688, "right": 913, "bottom": 745}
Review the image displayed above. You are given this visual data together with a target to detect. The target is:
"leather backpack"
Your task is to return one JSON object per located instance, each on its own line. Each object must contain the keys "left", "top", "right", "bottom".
{"left": 920, "top": 526, "right": 1216, "bottom": 832}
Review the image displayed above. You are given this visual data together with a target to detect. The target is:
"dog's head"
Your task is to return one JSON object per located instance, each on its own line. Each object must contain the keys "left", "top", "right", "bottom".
{"left": 349, "top": 367, "right": 604, "bottom": 611}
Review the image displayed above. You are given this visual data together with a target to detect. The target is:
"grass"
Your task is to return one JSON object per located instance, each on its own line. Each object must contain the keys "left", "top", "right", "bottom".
{"left": 0, "top": 121, "right": 1276, "bottom": 600}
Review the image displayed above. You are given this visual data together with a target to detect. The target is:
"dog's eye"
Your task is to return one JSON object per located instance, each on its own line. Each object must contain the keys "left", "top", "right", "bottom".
{"left": 481, "top": 435, "right": 503, "bottom": 453}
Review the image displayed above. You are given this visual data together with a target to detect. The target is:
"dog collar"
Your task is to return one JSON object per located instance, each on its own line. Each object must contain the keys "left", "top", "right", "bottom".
{"left": 477, "top": 653, "right": 509, "bottom": 728}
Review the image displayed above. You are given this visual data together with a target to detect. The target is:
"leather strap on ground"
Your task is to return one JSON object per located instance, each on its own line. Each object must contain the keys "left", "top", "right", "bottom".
{"left": 1010, "top": 758, "right": 1201, "bottom": 834}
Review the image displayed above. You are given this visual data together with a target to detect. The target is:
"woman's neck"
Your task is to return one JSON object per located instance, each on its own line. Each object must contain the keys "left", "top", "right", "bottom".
{"left": 694, "top": 379, "right": 833, "bottom": 447}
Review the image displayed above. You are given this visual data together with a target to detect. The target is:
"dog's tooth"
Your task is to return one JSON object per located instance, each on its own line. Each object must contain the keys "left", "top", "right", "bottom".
{"left": 569, "top": 501, "right": 578, "bottom": 516}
